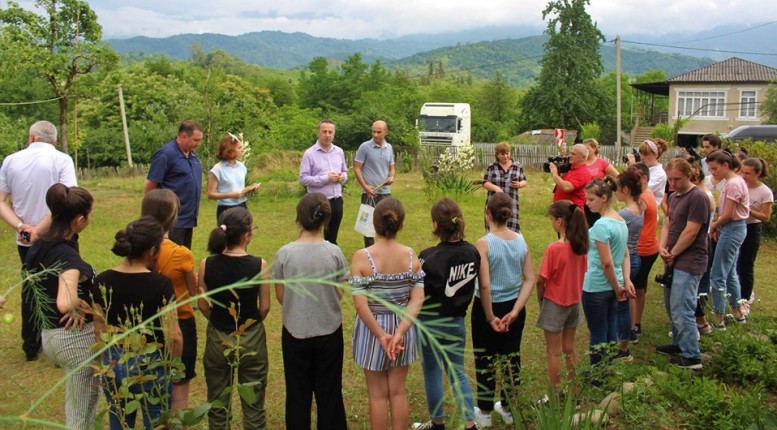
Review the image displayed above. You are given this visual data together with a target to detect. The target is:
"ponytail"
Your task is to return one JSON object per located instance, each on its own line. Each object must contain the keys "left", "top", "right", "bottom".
{"left": 548, "top": 200, "right": 589, "bottom": 255}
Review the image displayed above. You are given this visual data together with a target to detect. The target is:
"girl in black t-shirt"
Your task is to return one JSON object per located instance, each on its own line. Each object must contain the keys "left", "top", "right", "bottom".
{"left": 93, "top": 217, "right": 183, "bottom": 430}
{"left": 24, "top": 183, "right": 99, "bottom": 430}
{"left": 197, "top": 206, "right": 270, "bottom": 430}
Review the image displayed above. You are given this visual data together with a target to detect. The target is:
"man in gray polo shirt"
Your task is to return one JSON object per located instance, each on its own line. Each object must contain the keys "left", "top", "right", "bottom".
{"left": 354, "top": 120, "right": 395, "bottom": 247}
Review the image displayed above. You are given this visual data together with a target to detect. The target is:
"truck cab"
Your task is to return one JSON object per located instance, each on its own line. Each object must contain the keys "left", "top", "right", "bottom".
{"left": 418, "top": 103, "right": 471, "bottom": 146}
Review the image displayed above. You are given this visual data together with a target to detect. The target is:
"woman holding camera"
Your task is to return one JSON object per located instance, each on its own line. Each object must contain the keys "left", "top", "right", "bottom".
{"left": 482, "top": 141, "right": 527, "bottom": 233}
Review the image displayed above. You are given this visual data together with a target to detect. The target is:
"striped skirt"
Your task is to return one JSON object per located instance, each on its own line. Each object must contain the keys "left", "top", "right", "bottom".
{"left": 352, "top": 312, "right": 417, "bottom": 371}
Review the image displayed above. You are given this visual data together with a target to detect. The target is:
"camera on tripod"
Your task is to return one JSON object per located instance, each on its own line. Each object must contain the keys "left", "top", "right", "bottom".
{"left": 542, "top": 156, "right": 571, "bottom": 174}
{"left": 622, "top": 148, "right": 641, "bottom": 163}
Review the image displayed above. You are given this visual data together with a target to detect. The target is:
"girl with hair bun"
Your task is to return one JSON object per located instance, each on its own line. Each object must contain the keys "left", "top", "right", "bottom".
{"left": 349, "top": 197, "right": 424, "bottom": 430}
{"left": 737, "top": 158, "right": 773, "bottom": 308}
{"left": 471, "top": 193, "right": 535, "bottom": 427}
{"left": 272, "top": 193, "right": 348, "bottom": 429}
{"left": 93, "top": 216, "right": 183, "bottom": 430}
{"left": 582, "top": 177, "right": 635, "bottom": 366}
{"left": 140, "top": 188, "right": 199, "bottom": 412}
{"left": 536, "top": 200, "right": 588, "bottom": 393}
{"left": 197, "top": 206, "right": 270, "bottom": 429}
{"left": 413, "top": 198, "right": 480, "bottom": 430}
{"left": 23, "top": 183, "right": 99, "bottom": 429}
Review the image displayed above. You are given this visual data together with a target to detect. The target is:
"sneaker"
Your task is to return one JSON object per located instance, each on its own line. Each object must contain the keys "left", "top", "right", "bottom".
{"left": 473, "top": 407, "right": 492, "bottom": 428}
{"left": 494, "top": 401, "right": 513, "bottom": 425}
{"left": 634, "top": 324, "right": 642, "bottom": 336}
{"left": 712, "top": 321, "right": 727, "bottom": 331}
{"left": 668, "top": 330, "right": 673, "bottom": 338}
{"left": 536, "top": 394, "right": 550, "bottom": 407}
{"left": 412, "top": 421, "right": 445, "bottom": 430}
{"left": 669, "top": 355, "right": 703, "bottom": 370}
{"left": 629, "top": 329, "right": 639, "bottom": 344}
{"left": 748, "top": 292, "right": 755, "bottom": 305}
{"left": 697, "top": 323, "right": 713, "bottom": 335}
{"left": 656, "top": 344, "right": 682, "bottom": 355}
{"left": 614, "top": 349, "right": 634, "bottom": 362}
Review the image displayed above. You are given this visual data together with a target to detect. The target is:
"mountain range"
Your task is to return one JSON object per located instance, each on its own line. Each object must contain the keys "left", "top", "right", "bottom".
{"left": 106, "top": 23, "right": 777, "bottom": 85}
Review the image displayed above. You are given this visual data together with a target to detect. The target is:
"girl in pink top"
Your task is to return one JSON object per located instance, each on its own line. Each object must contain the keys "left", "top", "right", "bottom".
{"left": 536, "top": 200, "right": 589, "bottom": 392}
{"left": 737, "top": 158, "right": 773, "bottom": 308}
{"left": 707, "top": 150, "right": 749, "bottom": 327}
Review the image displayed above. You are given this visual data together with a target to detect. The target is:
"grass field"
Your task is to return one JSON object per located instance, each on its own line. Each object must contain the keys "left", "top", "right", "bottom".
{"left": 0, "top": 169, "right": 775, "bottom": 428}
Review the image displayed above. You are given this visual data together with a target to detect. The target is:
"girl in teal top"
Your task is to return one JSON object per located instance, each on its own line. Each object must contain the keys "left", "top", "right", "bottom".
{"left": 581, "top": 177, "right": 635, "bottom": 366}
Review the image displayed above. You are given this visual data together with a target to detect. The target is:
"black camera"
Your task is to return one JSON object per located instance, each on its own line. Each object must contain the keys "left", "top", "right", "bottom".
{"left": 679, "top": 143, "right": 703, "bottom": 163}
{"left": 622, "top": 148, "right": 641, "bottom": 163}
{"left": 20, "top": 231, "right": 31, "bottom": 242}
{"left": 655, "top": 267, "right": 674, "bottom": 288}
{"left": 542, "top": 156, "right": 571, "bottom": 174}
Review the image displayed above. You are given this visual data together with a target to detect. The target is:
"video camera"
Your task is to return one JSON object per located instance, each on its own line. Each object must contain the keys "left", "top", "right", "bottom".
{"left": 542, "top": 156, "right": 571, "bottom": 174}
{"left": 655, "top": 266, "right": 674, "bottom": 288}
{"left": 622, "top": 148, "right": 641, "bottom": 163}
{"left": 677, "top": 142, "right": 703, "bottom": 163}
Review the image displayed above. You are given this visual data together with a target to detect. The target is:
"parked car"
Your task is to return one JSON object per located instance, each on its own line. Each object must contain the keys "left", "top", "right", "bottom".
{"left": 724, "top": 125, "right": 777, "bottom": 142}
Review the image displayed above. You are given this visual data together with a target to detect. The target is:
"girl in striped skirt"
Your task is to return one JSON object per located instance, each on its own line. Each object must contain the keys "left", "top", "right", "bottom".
{"left": 350, "top": 197, "right": 425, "bottom": 430}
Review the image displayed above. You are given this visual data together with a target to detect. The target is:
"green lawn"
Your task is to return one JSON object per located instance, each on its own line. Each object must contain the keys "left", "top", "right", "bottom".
{"left": 0, "top": 170, "right": 775, "bottom": 428}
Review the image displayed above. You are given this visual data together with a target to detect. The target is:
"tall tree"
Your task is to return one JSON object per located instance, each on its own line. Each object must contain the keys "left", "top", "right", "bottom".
{"left": 0, "top": 0, "right": 118, "bottom": 153}
{"left": 519, "top": 0, "right": 605, "bottom": 131}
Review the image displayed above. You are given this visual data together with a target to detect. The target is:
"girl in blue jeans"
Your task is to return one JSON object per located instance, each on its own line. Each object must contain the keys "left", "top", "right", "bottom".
{"left": 413, "top": 198, "right": 480, "bottom": 430}
{"left": 582, "top": 178, "right": 635, "bottom": 366}
{"left": 706, "top": 150, "right": 749, "bottom": 327}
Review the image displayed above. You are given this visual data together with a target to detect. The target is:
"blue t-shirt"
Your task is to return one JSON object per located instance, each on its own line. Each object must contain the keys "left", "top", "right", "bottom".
{"left": 354, "top": 139, "right": 394, "bottom": 195}
{"left": 475, "top": 232, "right": 528, "bottom": 303}
{"left": 147, "top": 139, "right": 203, "bottom": 228}
{"left": 210, "top": 160, "right": 247, "bottom": 206}
{"left": 583, "top": 217, "right": 627, "bottom": 293}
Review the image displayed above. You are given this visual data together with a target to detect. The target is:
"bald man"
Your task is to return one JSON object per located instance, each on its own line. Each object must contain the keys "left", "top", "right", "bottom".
{"left": 354, "top": 120, "right": 395, "bottom": 247}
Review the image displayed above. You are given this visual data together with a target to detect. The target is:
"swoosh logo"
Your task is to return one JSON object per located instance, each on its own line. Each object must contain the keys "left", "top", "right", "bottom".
{"left": 445, "top": 272, "right": 477, "bottom": 297}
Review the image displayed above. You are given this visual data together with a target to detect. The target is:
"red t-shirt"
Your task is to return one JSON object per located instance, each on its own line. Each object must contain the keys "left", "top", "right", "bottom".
{"left": 636, "top": 190, "right": 659, "bottom": 256}
{"left": 585, "top": 157, "right": 611, "bottom": 180}
{"left": 539, "top": 241, "right": 587, "bottom": 306}
{"left": 553, "top": 164, "right": 592, "bottom": 208}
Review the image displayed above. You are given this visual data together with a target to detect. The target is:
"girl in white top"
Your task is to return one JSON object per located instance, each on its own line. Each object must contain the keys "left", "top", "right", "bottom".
{"left": 627, "top": 138, "right": 668, "bottom": 206}
{"left": 207, "top": 134, "right": 260, "bottom": 221}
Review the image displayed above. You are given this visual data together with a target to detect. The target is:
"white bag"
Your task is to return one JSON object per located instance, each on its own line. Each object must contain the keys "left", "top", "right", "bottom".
{"left": 354, "top": 203, "right": 376, "bottom": 237}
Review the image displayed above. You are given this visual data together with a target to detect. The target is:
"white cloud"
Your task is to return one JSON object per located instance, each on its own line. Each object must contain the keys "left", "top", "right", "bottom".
{"left": 70, "top": 0, "right": 777, "bottom": 40}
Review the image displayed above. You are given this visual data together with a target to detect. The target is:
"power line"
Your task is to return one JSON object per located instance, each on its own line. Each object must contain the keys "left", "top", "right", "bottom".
{"left": 619, "top": 40, "right": 777, "bottom": 57}
{"left": 0, "top": 95, "right": 66, "bottom": 106}
{"left": 667, "top": 21, "right": 777, "bottom": 45}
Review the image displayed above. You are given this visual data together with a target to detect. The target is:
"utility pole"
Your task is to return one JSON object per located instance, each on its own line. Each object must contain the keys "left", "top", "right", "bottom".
{"left": 118, "top": 84, "right": 133, "bottom": 167}
{"left": 616, "top": 35, "right": 622, "bottom": 154}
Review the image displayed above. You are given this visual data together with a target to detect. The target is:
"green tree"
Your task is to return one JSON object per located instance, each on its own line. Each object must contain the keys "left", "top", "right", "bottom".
{"left": 761, "top": 82, "right": 777, "bottom": 124}
{"left": 0, "top": 0, "right": 118, "bottom": 153}
{"left": 518, "top": 0, "right": 605, "bottom": 131}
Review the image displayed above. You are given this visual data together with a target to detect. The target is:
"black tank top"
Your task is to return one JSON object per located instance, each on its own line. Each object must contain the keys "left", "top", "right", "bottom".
{"left": 204, "top": 254, "right": 263, "bottom": 332}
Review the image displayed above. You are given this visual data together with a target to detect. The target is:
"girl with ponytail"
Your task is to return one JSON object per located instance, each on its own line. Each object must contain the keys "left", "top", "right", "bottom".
{"left": 536, "top": 200, "right": 589, "bottom": 392}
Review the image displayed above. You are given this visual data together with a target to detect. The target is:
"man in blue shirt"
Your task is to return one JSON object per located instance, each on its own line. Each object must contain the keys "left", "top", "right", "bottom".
{"left": 145, "top": 120, "right": 203, "bottom": 249}
{"left": 354, "top": 120, "right": 395, "bottom": 247}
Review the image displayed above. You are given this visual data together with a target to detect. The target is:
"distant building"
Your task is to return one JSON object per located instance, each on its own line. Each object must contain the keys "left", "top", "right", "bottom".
{"left": 631, "top": 57, "right": 777, "bottom": 147}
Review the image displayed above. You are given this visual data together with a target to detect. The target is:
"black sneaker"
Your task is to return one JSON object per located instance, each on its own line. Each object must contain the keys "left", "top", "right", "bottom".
{"left": 634, "top": 324, "right": 642, "bottom": 336}
{"left": 614, "top": 349, "right": 634, "bottom": 362}
{"left": 412, "top": 421, "right": 445, "bottom": 430}
{"left": 628, "top": 329, "right": 639, "bottom": 344}
{"left": 669, "top": 355, "right": 702, "bottom": 370}
{"left": 655, "top": 344, "right": 682, "bottom": 355}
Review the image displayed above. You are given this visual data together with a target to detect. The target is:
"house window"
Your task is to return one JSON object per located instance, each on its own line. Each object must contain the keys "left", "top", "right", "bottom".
{"left": 676, "top": 91, "right": 726, "bottom": 118}
{"left": 740, "top": 90, "right": 757, "bottom": 118}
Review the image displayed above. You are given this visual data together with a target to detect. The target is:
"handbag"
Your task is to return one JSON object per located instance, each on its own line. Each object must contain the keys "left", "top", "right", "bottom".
{"left": 354, "top": 200, "right": 376, "bottom": 237}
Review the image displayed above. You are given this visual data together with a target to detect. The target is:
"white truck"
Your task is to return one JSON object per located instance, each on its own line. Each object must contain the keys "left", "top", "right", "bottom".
{"left": 417, "top": 102, "right": 471, "bottom": 146}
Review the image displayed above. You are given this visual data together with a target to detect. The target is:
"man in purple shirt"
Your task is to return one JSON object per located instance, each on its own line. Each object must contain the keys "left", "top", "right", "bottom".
{"left": 299, "top": 120, "right": 348, "bottom": 244}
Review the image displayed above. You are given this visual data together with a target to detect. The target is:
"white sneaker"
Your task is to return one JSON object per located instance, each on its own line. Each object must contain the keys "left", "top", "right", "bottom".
{"left": 494, "top": 401, "right": 514, "bottom": 425}
{"left": 473, "top": 407, "right": 492, "bottom": 428}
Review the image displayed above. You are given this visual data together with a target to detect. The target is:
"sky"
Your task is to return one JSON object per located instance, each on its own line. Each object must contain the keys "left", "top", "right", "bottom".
{"left": 10, "top": 0, "right": 777, "bottom": 40}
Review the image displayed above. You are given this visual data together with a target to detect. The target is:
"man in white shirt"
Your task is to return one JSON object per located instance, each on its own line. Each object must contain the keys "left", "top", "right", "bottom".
{"left": 0, "top": 120, "right": 77, "bottom": 361}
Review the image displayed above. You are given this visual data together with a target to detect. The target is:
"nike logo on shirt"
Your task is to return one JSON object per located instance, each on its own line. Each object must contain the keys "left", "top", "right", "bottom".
{"left": 445, "top": 262, "right": 476, "bottom": 297}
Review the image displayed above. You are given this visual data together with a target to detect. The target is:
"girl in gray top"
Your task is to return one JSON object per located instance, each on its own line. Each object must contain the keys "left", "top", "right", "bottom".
{"left": 615, "top": 171, "right": 644, "bottom": 358}
{"left": 272, "top": 192, "right": 348, "bottom": 429}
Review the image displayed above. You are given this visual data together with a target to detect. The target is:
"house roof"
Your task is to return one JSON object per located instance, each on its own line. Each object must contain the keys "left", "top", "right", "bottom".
{"left": 669, "top": 57, "right": 777, "bottom": 83}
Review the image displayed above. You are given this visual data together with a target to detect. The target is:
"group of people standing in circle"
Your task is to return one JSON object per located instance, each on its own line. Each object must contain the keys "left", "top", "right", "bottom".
{"left": 4, "top": 116, "right": 773, "bottom": 430}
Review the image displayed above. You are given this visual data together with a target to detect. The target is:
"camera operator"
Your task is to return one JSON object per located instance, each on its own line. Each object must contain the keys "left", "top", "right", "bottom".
{"left": 656, "top": 158, "right": 710, "bottom": 369}
{"left": 550, "top": 144, "right": 592, "bottom": 210}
